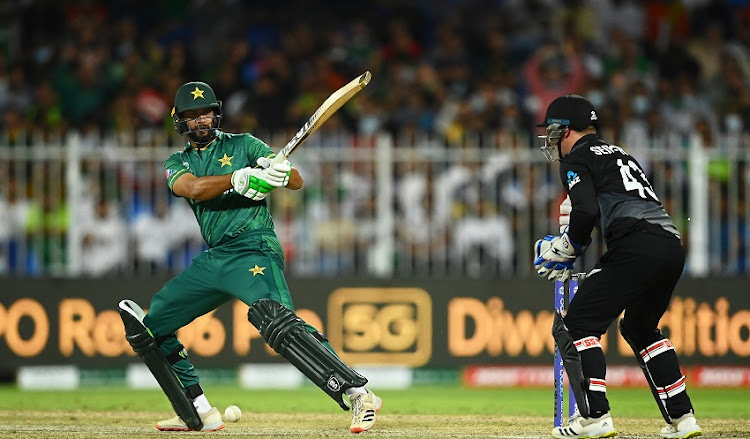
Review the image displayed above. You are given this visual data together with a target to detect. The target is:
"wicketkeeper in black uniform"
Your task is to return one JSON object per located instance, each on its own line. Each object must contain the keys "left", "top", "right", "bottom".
{"left": 534, "top": 95, "right": 702, "bottom": 439}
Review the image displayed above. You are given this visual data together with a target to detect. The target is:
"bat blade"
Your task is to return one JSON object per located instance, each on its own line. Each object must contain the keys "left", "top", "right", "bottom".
{"left": 272, "top": 71, "right": 372, "bottom": 164}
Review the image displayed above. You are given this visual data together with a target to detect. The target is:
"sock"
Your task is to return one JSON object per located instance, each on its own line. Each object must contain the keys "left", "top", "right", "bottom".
{"left": 345, "top": 387, "right": 367, "bottom": 396}
{"left": 192, "top": 394, "right": 212, "bottom": 414}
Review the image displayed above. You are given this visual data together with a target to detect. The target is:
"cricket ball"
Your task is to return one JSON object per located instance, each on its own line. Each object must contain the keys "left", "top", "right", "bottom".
{"left": 224, "top": 405, "right": 242, "bottom": 423}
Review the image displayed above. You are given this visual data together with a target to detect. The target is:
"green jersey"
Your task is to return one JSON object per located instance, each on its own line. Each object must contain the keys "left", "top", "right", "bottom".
{"left": 164, "top": 130, "right": 276, "bottom": 247}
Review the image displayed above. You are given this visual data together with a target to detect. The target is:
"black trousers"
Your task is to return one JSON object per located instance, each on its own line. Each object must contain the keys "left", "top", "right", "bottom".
{"left": 565, "top": 230, "right": 685, "bottom": 340}
{"left": 564, "top": 230, "right": 693, "bottom": 418}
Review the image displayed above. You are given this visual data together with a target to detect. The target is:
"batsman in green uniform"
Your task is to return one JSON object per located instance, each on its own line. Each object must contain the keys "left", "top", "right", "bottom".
{"left": 118, "top": 81, "right": 382, "bottom": 433}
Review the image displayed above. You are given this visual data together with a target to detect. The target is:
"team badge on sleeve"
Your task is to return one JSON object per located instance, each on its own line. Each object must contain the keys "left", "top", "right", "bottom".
{"left": 567, "top": 170, "right": 581, "bottom": 190}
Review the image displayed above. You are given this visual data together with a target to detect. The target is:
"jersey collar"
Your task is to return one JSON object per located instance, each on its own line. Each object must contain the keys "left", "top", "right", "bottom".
{"left": 570, "top": 133, "right": 601, "bottom": 154}
{"left": 185, "top": 130, "right": 222, "bottom": 151}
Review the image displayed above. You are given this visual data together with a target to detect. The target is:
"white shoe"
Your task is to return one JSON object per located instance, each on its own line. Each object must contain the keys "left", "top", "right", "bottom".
{"left": 155, "top": 407, "right": 225, "bottom": 431}
{"left": 552, "top": 412, "right": 617, "bottom": 438}
{"left": 660, "top": 413, "right": 702, "bottom": 438}
{"left": 349, "top": 389, "right": 383, "bottom": 433}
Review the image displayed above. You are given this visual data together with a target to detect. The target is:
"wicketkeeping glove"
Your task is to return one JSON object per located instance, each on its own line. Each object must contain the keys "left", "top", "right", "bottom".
{"left": 559, "top": 195, "right": 571, "bottom": 234}
{"left": 533, "top": 231, "right": 585, "bottom": 281}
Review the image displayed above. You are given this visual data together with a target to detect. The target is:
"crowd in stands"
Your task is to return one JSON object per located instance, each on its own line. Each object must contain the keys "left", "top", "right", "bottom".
{"left": 1, "top": 0, "right": 749, "bottom": 143}
{"left": 1, "top": 0, "right": 749, "bottom": 277}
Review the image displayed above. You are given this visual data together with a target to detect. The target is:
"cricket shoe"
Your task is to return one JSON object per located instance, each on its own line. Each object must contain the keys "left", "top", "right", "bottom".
{"left": 349, "top": 389, "right": 383, "bottom": 433}
{"left": 660, "top": 413, "right": 702, "bottom": 438}
{"left": 552, "top": 412, "right": 617, "bottom": 438}
{"left": 155, "top": 407, "right": 225, "bottom": 431}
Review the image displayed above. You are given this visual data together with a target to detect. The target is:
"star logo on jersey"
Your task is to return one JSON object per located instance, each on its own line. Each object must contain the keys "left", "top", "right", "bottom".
{"left": 190, "top": 86, "right": 205, "bottom": 100}
{"left": 249, "top": 265, "right": 266, "bottom": 276}
{"left": 217, "top": 154, "right": 233, "bottom": 167}
{"left": 567, "top": 170, "right": 581, "bottom": 190}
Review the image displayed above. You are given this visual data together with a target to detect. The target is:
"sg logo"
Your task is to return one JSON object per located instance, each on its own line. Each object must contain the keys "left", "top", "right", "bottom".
{"left": 327, "top": 288, "right": 432, "bottom": 367}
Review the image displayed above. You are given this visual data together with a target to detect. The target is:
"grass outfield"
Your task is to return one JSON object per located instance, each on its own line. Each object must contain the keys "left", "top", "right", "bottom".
{"left": 0, "top": 385, "right": 748, "bottom": 438}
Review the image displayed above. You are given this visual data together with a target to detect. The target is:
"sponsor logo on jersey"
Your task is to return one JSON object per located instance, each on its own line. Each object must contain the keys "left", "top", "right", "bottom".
{"left": 567, "top": 171, "right": 581, "bottom": 190}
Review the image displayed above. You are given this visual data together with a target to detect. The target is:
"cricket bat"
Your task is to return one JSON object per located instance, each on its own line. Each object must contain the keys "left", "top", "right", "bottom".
{"left": 271, "top": 71, "right": 372, "bottom": 164}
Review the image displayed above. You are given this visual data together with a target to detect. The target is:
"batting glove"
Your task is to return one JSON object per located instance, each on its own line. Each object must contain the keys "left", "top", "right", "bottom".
{"left": 231, "top": 167, "right": 276, "bottom": 201}
{"left": 257, "top": 156, "right": 291, "bottom": 187}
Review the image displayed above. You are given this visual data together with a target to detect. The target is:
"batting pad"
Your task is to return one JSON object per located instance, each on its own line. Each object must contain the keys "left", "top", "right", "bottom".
{"left": 248, "top": 299, "right": 367, "bottom": 410}
{"left": 118, "top": 300, "right": 203, "bottom": 430}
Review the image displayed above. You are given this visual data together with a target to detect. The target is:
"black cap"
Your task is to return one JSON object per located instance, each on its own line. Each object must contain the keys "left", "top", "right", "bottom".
{"left": 537, "top": 94, "right": 599, "bottom": 131}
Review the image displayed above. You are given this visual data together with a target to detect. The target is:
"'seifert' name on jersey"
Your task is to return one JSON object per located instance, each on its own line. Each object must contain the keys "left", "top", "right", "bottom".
{"left": 589, "top": 144, "right": 627, "bottom": 155}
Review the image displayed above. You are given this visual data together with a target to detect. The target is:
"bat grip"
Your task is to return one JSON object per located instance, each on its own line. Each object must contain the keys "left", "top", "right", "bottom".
{"left": 271, "top": 150, "right": 288, "bottom": 165}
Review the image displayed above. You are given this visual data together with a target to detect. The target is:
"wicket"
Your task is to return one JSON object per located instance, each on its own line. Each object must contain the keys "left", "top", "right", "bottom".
{"left": 553, "top": 273, "right": 584, "bottom": 427}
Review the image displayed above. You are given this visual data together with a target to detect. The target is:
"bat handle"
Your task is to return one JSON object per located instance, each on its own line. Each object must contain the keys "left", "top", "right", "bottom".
{"left": 271, "top": 150, "right": 288, "bottom": 165}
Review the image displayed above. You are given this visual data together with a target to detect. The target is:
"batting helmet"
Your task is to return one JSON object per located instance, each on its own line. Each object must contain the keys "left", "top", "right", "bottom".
{"left": 171, "top": 81, "right": 222, "bottom": 137}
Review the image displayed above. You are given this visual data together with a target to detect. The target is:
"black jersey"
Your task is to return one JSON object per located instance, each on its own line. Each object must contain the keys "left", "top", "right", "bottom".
{"left": 559, "top": 134, "right": 679, "bottom": 246}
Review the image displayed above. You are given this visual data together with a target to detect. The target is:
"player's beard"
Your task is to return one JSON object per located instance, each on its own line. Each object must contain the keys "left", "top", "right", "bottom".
{"left": 188, "top": 128, "right": 215, "bottom": 146}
